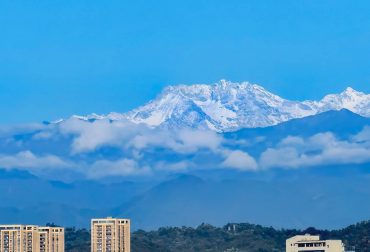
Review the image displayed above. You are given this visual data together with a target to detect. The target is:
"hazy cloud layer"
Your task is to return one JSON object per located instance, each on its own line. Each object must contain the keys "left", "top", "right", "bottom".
{"left": 0, "top": 119, "right": 370, "bottom": 179}
{"left": 60, "top": 118, "right": 223, "bottom": 154}
{"left": 59, "top": 118, "right": 141, "bottom": 153}
{"left": 87, "top": 158, "right": 150, "bottom": 179}
{"left": 222, "top": 150, "right": 258, "bottom": 171}
{"left": 353, "top": 126, "right": 370, "bottom": 143}
{"left": 260, "top": 132, "right": 370, "bottom": 169}
{"left": 0, "top": 151, "right": 69, "bottom": 170}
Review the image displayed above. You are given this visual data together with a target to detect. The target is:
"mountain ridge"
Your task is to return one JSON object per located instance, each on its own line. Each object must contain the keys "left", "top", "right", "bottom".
{"left": 54, "top": 80, "right": 370, "bottom": 132}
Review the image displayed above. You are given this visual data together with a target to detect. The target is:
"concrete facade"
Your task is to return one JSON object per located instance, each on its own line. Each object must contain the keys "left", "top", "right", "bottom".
{"left": 286, "top": 234, "right": 345, "bottom": 252}
{"left": 91, "top": 217, "right": 130, "bottom": 252}
{"left": 39, "top": 227, "right": 65, "bottom": 252}
{"left": 0, "top": 225, "right": 64, "bottom": 252}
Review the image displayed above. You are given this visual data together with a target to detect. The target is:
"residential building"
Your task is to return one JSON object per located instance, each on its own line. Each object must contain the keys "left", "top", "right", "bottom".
{"left": 91, "top": 217, "right": 130, "bottom": 252}
{"left": 38, "top": 227, "right": 65, "bottom": 252}
{"left": 286, "top": 234, "right": 344, "bottom": 252}
{"left": 0, "top": 225, "right": 64, "bottom": 252}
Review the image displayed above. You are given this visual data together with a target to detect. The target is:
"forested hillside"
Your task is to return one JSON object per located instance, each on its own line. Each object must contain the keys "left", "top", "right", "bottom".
{"left": 65, "top": 221, "right": 370, "bottom": 252}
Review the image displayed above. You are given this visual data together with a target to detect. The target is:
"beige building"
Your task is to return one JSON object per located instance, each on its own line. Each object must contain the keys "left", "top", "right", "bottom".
{"left": 91, "top": 217, "right": 130, "bottom": 252}
{"left": 286, "top": 234, "right": 345, "bottom": 252}
{"left": 0, "top": 225, "right": 64, "bottom": 252}
{"left": 38, "top": 227, "right": 65, "bottom": 252}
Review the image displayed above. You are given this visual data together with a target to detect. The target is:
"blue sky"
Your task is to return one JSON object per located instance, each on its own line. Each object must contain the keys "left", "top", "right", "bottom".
{"left": 1, "top": 0, "right": 370, "bottom": 123}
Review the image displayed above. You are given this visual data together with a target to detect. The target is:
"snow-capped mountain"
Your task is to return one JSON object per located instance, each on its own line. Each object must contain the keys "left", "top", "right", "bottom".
{"left": 304, "top": 87, "right": 370, "bottom": 117}
{"left": 61, "top": 80, "right": 370, "bottom": 132}
{"left": 124, "top": 80, "right": 316, "bottom": 131}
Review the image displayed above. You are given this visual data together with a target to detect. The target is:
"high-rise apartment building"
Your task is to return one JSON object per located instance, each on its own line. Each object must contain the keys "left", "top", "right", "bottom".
{"left": 38, "top": 227, "right": 65, "bottom": 252}
{"left": 91, "top": 217, "right": 130, "bottom": 252}
{"left": 0, "top": 225, "right": 64, "bottom": 252}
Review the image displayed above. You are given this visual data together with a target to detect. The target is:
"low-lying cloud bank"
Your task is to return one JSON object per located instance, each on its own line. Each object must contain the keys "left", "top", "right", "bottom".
{"left": 0, "top": 119, "right": 369, "bottom": 179}
{"left": 60, "top": 118, "right": 223, "bottom": 154}
{"left": 260, "top": 131, "right": 370, "bottom": 169}
{"left": 0, "top": 151, "right": 69, "bottom": 170}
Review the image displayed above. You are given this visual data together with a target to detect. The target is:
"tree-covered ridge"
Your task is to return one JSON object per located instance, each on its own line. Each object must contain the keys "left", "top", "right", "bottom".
{"left": 65, "top": 227, "right": 91, "bottom": 252}
{"left": 65, "top": 221, "right": 370, "bottom": 252}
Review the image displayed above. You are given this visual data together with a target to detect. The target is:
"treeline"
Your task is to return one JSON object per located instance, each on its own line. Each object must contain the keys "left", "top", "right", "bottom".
{"left": 65, "top": 221, "right": 370, "bottom": 252}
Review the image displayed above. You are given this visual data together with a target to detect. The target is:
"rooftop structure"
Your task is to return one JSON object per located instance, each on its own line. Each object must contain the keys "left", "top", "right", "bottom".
{"left": 286, "top": 234, "right": 345, "bottom": 252}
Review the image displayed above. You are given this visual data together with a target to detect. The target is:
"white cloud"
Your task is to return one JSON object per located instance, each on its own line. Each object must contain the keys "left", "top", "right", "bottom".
{"left": 60, "top": 118, "right": 224, "bottom": 155}
{"left": 130, "top": 129, "right": 223, "bottom": 154}
{"left": 87, "top": 158, "right": 150, "bottom": 179}
{"left": 177, "top": 129, "right": 223, "bottom": 152}
{"left": 259, "top": 147, "right": 301, "bottom": 169}
{"left": 154, "top": 161, "right": 192, "bottom": 172}
{"left": 4, "top": 119, "right": 370, "bottom": 178}
{"left": 279, "top": 135, "right": 305, "bottom": 146}
{"left": 260, "top": 132, "right": 370, "bottom": 169}
{"left": 352, "top": 126, "right": 370, "bottom": 143}
{"left": 222, "top": 150, "right": 258, "bottom": 171}
{"left": 0, "top": 123, "right": 47, "bottom": 137}
{"left": 129, "top": 130, "right": 179, "bottom": 151}
{"left": 0, "top": 151, "right": 69, "bottom": 170}
{"left": 36, "top": 120, "right": 370, "bottom": 174}
{"left": 59, "top": 118, "right": 143, "bottom": 153}
{"left": 32, "top": 131, "right": 54, "bottom": 140}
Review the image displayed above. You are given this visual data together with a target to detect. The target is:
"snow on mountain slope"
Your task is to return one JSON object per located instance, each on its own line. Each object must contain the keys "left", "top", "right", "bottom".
{"left": 60, "top": 80, "right": 370, "bottom": 132}
{"left": 304, "top": 87, "right": 370, "bottom": 117}
{"left": 124, "top": 80, "right": 316, "bottom": 131}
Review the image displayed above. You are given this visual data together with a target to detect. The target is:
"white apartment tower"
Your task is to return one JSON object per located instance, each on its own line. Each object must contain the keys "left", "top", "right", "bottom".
{"left": 91, "top": 217, "right": 130, "bottom": 252}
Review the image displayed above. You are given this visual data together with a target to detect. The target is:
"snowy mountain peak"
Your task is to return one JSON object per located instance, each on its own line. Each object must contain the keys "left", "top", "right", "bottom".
{"left": 310, "top": 87, "right": 370, "bottom": 115}
{"left": 103, "top": 80, "right": 316, "bottom": 131}
{"left": 339, "top": 87, "right": 366, "bottom": 99}
{"left": 60, "top": 81, "right": 370, "bottom": 132}
{"left": 71, "top": 113, "right": 105, "bottom": 121}
{"left": 344, "top": 86, "right": 357, "bottom": 93}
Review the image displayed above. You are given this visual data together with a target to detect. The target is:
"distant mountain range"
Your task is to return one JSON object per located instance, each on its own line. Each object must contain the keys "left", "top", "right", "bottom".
{"left": 60, "top": 80, "right": 370, "bottom": 131}
{"left": 0, "top": 109, "right": 369, "bottom": 229}
{"left": 0, "top": 81, "right": 370, "bottom": 230}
